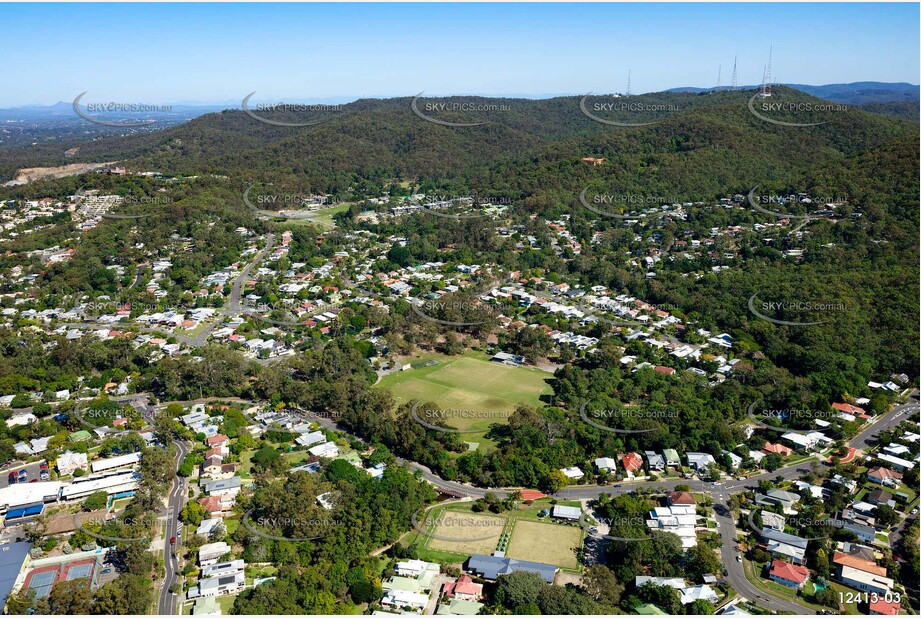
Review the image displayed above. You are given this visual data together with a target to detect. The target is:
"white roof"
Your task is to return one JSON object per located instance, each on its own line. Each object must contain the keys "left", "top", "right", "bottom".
{"left": 559, "top": 466, "right": 584, "bottom": 478}
{"left": 91, "top": 452, "right": 141, "bottom": 473}
{"left": 552, "top": 505, "right": 582, "bottom": 519}
{"left": 0, "top": 481, "right": 65, "bottom": 509}
{"left": 60, "top": 471, "right": 139, "bottom": 499}
{"left": 594, "top": 457, "right": 617, "bottom": 470}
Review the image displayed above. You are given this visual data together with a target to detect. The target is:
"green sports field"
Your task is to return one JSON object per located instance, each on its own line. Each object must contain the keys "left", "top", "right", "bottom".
{"left": 377, "top": 352, "right": 552, "bottom": 447}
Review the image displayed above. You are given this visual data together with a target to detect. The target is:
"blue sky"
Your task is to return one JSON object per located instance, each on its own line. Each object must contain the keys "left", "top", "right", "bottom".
{"left": 0, "top": 3, "right": 917, "bottom": 106}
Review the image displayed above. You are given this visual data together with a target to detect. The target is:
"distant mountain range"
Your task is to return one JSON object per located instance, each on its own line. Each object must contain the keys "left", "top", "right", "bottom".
{"left": 2, "top": 83, "right": 917, "bottom": 118}
{"left": 667, "top": 81, "right": 919, "bottom": 105}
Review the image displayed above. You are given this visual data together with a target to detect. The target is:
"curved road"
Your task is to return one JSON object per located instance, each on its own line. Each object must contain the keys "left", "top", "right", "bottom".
{"left": 158, "top": 440, "right": 189, "bottom": 615}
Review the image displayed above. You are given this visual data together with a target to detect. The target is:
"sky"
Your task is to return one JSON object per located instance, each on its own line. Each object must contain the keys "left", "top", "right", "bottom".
{"left": 0, "top": 3, "right": 918, "bottom": 107}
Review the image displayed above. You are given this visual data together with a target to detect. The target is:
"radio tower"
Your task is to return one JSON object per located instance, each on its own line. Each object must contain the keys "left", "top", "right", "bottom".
{"left": 761, "top": 47, "right": 773, "bottom": 97}
{"left": 730, "top": 55, "right": 738, "bottom": 90}
{"left": 716, "top": 65, "right": 722, "bottom": 92}
{"left": 626, "top": 70, "right": 632, "bottom": 96}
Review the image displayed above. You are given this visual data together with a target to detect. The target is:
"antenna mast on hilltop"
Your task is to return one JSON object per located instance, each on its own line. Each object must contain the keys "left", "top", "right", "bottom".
{"left": 626, "top": 70, "right": 632, "bottom": 96}
{"left": 716, "top": 65, "right": 722, "bottom": 92}
{"left": 730, "top": 55, "right": 738, "bottom": 89}
{"left": 761, "top": 47, "right": 773, "bottom": 97}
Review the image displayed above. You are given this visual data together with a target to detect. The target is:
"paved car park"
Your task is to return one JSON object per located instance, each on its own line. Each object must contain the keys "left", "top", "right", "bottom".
{"left": 3, "top": 460, "right": 49, "bottom": 485}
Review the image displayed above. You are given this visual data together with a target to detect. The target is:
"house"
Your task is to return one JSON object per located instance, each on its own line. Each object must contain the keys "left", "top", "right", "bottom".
{"left": 679, "top": 584, "right": 718, "bottom": 605}
{"left": 381, "top": 589, "right": 429, "bottom": 611}
{"left": 619, "top": 452, "right": 644, "bottom": 473}
{"left": 201, "top": 457, "right": 224, "bottom": 476}
{"left": 197, "top": 518, "right": 224, "bottom": 537}
{"left": 781, "top": 431, "right": 827, "bottom": 452}
{"left": 686, "top": 452, "right": 715, "bottom": 472}
{"left": 594, "top": 457, "right": 617, "bottom": 472}
{"left": 395, "top": 559, "right": 439, "bottom": 579}
{"left": 832, "top": 552, "right": 887, "bottom": 578}
{"left": 199, "top": 496, "right": 225, "bottom": 518}
{"left": 667, "top": 491, "right": 696, "bottom": 506}
{"left": 647, "top": 504, "right": 697, "bottom": 548}
{"left": 867, "top": 466, "right": 902, "bottom": 485}
{"left": 662, "top": 449, "right": 680, "bottom": 467}
{"left": 295, "top": 430, "right": 326, "bottom": 447}
{"left": 552, "top": 505, "right": 581, "bottom": 520}
{"left": 56, "top": 451, "right": 88, "bottom": 475}
{"left": 866, "top": 489, "right": 893, "bottom": 506}
{"left": 308, "top": 441, "right": 340, "bottom": 458}
{"left": 837, "top": 565, "right": 894, "bottom": 595}
{"left": 761, "top": 529, "right": 808, "bottom": 565}
{"left": 761, "top": 511, "right": 786, "bottom": 531}
{"left": 644, "top": 451, "right": 665, "bottom": 471}
{"left": 466, "top": 554, "right": 557, "bottom": 583}
{"left": 769, "top": 560, "right": 810, "bottom": 589}
{"left": 198, "top": 541, "right": 231, "bottom": 566}
{"left": 559, "top": 466, "right": 584, "bottom": 480}
{"left": 442, "top": 575, "right": 483, "bottom": 601}
{"left": 205, "top": 434, "right": 230, "bottom": 448}
{"left": 755, "top": 488, "right": 800, "bottom": 513}
{"left": 202, "top": 560, "right": 245, "bottom": 580}
{"left": 203, "top": 477, "right": 241, "bottom": 498}
{"left": 436, "top": 598, "right": 484, "bottom": 615}
{"left": 634, "top": 603, "right": 668, "bottom": 615}
{"left": 868, "top": 597, "right": 901, "bottom": 615}
{"left": 877, "top": 453, "right": 915, "bottom": 472}
{"left": 762, "top": 442, "right": 793, "bottom": 457}
{"left": 192, "top": 571, "right": 245, "bottom": 598}
{"left": 835, "top": 519, "right": 876, "bottom": 543}
{"left": 654, "top": 365, "right": 676, "bottom": 375}
{"left": 635, "top": 576, "right": 688, "bottom": 590}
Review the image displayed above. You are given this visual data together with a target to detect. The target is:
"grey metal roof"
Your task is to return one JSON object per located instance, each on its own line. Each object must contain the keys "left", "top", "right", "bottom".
{"left": 467, "top": 553, "right": 556, "bottom": 583}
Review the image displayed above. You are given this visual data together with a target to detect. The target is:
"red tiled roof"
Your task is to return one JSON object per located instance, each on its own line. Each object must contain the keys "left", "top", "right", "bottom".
{"left": 868, "top": 466, "right": 902, "bottom": 481}
{"left": 762, "top": 443, "right": 793, "bottom": 456}
{"left": 668, "top": 491, "right": 696, "bottom": 505}
{"left": 869, "top": 597, "right": 900, "bottom": 615}
{"left": 832, "top": 402, "right": 867, "bottom": 415}
{"left": 654, "top": 366, "right": 676, "bottom": 375}
{"left": 832, "top": 552, "right": 887, "bottom": 577}
{"left": 770, "top": 559, "right": 810, "bottom": 584}
{"left": 620, "top": 452, "right": 643, "bottom": 472}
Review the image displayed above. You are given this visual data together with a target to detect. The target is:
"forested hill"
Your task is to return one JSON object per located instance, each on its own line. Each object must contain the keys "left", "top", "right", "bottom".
{"left": 1, "top": 87, "right": 917, "bottom": 196}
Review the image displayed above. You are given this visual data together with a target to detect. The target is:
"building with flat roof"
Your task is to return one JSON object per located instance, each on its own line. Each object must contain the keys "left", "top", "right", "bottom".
{"left": 90, "top": 452, "right": 141, "bottom": 473}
